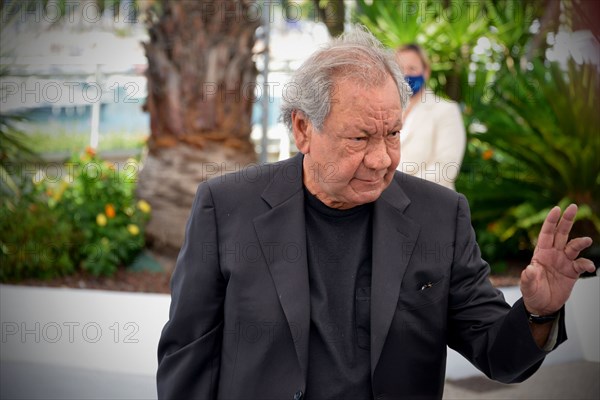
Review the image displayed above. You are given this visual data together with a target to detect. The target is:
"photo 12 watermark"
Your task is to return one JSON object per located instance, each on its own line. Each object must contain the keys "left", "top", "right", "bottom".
{"left": 1, "top": 321, "right": 140, "bottom": 344}
{"left": 1, "top": 0, "right": 139, "bottom": 25}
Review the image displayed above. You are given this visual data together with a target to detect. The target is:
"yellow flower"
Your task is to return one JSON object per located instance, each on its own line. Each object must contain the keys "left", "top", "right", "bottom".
{"left": 96, "top": 213, "right": 107, "bottom": 226}
{"left": 53, "top": 180, "right": 69, "bottom": 202}
{"left": 124, "top": 206, "right": 134, "bottom": 216}
{"left": 137, "top": 199, "right": 151, "bottom": 214}
{"left": 127, "top": 224, "right": 140, "bottom": 236}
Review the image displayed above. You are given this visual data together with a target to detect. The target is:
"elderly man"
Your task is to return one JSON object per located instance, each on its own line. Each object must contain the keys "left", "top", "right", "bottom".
{"left": 157, "top": 27, "right": 595, "bottom": 400}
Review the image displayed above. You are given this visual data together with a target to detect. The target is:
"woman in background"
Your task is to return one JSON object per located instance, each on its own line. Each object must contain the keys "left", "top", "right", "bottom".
{"left": 396, "top": 44, "right": 466, "bottom": 191}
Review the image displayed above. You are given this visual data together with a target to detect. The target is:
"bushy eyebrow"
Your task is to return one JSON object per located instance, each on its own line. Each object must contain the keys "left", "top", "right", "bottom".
{"left": 346, "top": 116, "right": 402, "bottom": 136}
{"left": 386, "top": 119, "right": 403, "bottom": 133}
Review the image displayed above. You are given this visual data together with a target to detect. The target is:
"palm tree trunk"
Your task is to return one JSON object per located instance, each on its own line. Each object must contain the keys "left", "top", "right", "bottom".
{"left": 138, "top": 0, "right": 259, "bottom": 251}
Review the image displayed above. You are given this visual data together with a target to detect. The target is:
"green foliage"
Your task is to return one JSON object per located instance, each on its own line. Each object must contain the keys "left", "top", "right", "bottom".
{"left": 0, "top": 150, "right": 152, "bottom": 281}
{"left": 356, "top": 0, "right": 545, "bottom": 100}
{"left": 0, "top": 115, "right": 31, "bottom": 201}
{"left": 0, "top": 60, "right": 70, "bottom": 281}
{"left": 355, "top": 0, "right": 599, "bottom": 268}
{"left": 0, "top": 64, "right": 40, "bottom": 203}
{"left": 458, "top": 59, "right": 600, "bottom": 254}
{"left": 51, "top": 150, "right": 151, "bottom": 275}
{"left": 0, "top": 191, "right": 78, "bottom": 281}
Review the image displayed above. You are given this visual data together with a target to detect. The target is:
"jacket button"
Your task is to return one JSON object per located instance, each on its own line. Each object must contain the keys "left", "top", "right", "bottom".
{"left": 293, "top": 390, "right": 303, "bottom": 400}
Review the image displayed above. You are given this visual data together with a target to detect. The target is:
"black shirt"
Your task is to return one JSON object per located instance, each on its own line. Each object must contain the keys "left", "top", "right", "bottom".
{"left": 304, "top": 188, "right": 373, "bottom": 400}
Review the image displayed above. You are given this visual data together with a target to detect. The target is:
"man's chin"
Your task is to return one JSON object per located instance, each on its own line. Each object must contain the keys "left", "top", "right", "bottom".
{"left": 350, "top": 188, "right": 385, "bottom": 206}
{"left": 351, "top": 179, "right": 391, "bottom": 198}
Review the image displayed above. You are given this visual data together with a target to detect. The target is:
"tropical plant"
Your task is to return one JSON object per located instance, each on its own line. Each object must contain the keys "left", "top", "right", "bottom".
{"left": 355, "top": 0, "right": 599, "bottom": 268}
{"left": 0, "top": 1, "right": 41, "bottom": 207}
{"left": 0, "top": 77, "right": 38, "bottom": 205}
{"left": 356, "top": 0, "right": 547, "bottom": 101}
{"left": 457, "top": 59, "right": 600, "bottom": 260}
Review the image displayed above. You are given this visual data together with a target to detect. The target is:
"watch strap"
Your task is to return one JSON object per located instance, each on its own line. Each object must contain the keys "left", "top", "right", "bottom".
{"left": 527, "top": 310, "right": 560, "bottom": 324}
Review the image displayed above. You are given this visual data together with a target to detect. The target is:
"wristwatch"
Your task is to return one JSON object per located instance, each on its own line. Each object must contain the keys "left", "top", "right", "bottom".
{"left": 526, "top": 310, "right": 560, "bottom": 324}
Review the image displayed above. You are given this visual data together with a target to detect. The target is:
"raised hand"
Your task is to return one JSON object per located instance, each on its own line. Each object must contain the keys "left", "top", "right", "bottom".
{"left": 520, "top": 204, "right": 595, "bottom": 316}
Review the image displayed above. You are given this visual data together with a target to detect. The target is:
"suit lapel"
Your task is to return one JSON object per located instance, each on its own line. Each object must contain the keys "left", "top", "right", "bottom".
{"left": 370, "top": 178, "right": 421, "bottom": 375}
{"left": 252, "top": 154, "right": 310, "bottom": 381}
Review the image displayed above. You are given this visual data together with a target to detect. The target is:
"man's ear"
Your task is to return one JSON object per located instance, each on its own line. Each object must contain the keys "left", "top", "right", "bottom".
{"left": 291, "top": 110, "right": 312, "bottom": 154}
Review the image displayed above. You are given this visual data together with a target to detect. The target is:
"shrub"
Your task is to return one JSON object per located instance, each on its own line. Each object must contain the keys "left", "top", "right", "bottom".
{"left": 0, "top": 149, "right": 152, "bottom": 281}
{"left": 457, "top": 60, "right": 600, "bottom": 266}
{"left": 51, "top": 148, "right": 152, "bottom": 276}
{"left": 0, "top": 188, "right": 78, "bottom": 281}
{"left": 0, "top": 61, "right": 76, "bottom": 280}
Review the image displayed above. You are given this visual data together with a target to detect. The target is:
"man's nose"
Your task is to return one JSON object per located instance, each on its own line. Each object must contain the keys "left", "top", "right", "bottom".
{"left": 364, "top": 139, "right": 391, "bottom": 170}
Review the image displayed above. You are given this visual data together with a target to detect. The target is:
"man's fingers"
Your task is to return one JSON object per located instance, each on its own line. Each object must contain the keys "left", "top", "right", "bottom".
{"left": 573, "top": 258, "right": 597, "bottom": 275}
{"left": 553, "top": 204, "right": 578, "bottom": 249}
{"left": 565, "top": 236, "right": 593, "bottom": 260}
{"left": 537, "top": 206, "right": 562, "bottom": 249}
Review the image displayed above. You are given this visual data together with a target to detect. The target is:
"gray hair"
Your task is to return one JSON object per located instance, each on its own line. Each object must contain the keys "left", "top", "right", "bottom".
{"left": 281, "top": 25, "right": 411, "bottom": 132}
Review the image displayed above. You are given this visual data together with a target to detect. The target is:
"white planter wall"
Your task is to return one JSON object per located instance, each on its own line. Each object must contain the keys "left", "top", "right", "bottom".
{"left": 1, "top": 277, "right": 598, "bottom": 379}
{"left": 569, "top": 276, "right": 600, "bottom": 363}
{"left": 0, "top": 285, "right": 170, "bottom": 376}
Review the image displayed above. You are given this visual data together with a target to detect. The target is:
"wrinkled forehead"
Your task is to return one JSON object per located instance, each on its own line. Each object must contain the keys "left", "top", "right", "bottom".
{"left": 331, "top": 73, "right": 400, "bottom": 103}
{"left": 330, "top": 65, "right": 390, "bottom": 89}
{"left": 328, "top": 77, "right": 402, "bottom": 127}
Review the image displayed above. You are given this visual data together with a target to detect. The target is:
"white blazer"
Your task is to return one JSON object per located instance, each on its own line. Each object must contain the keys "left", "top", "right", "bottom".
{"left": 398, "top": 90, "right": 466, "bottom": 190}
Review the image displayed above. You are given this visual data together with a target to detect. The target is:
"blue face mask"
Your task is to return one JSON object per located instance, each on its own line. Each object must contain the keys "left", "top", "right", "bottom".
{"left": 405, "top": 75, "right": 425, "bottom": 96}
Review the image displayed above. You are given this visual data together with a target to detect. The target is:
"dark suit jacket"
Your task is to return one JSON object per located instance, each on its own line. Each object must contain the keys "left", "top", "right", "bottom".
{"left": 157, "top": 153, "right": 565, "bottom": 400}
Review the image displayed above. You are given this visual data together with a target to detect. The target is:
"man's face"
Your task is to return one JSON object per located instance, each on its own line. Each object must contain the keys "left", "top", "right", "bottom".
{"left": 293, "top": 76, "right": 402, "bottom": 209}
